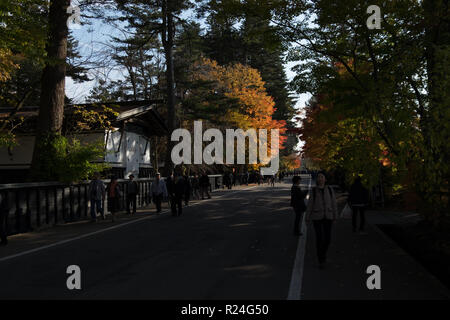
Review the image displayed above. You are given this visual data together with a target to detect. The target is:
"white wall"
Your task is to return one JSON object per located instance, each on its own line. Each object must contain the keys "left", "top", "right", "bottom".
{"left": 104, "top": 129, "right": 126, "bottom": 165}
{"left": 0, "top": 130, "right": 152, "bottom": 175}
{"left": 104, "top": 129, "right": 152, "bottom": 177}
{"left": 124, "top": 131, "right": 151, "bottom": 178}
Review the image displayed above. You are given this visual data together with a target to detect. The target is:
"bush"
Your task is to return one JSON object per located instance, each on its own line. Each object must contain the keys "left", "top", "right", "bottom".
{"left": 33, "top": 133, "right": 109, "bottom": 183}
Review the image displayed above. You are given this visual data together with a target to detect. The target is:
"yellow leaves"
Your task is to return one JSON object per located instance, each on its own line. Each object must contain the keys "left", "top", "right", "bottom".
{"left": 71, "top": 105, "right": 118, "bottom": 132}
{"left": 0, "top": 48, "right": 20, "bottom": 82}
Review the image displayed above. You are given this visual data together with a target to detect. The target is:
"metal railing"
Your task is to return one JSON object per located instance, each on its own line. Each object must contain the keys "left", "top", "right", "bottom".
{"left": 0, "top": 175, "right": 223, "bottom": 236}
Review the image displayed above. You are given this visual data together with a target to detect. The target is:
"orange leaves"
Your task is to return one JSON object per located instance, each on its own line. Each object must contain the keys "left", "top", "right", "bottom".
{"left": 192, "top": 57, "right": 287, "bottom": 151}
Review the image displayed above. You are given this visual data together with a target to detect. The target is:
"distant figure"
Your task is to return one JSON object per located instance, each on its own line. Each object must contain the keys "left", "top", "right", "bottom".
{"left": 270, "top": 174, "right": 275, "bottom": 187}
{"left": 126, "top": 174, "right": 138, "bottom": 215}
{"left": 290, "top": 176, "right": 307, "bottom": 236}
{"left": 107, "top": 176, "right": 122, "bottom": 222}
{"left": 305, "top": 172, "right": 338, "bottom": 269}
{"left": 224, "top": 172, "right": 232, "bottom": 189}
{"left": 0, "top": 193, "right": 8, "bottom": 245}
{"left": 172, "top": 171, "right": 186, "bottom": 216}
{"left": 183, "top": 174, "right": 191, "bottom": 206}
{"left": 191, "top": 174, "right": 200, "bottom": 200}
{"left": 150, "top": 173, "right": 167, "bottom": 214}
{"left": 199, "top": 172, "right": 211, "bottom": 199}
{"left": 166, "top": 172, "right": 175, "bottom": 213}
{"left": 348, "top": 176, "right": 369, "bottom": 234}
{"left": 88, "top": 172, "right": 106, "bottom": 222}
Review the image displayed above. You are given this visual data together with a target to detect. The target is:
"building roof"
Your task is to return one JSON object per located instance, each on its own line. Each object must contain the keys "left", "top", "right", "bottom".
{"left": 0, "top": 100, "right": 168, "bottom": 137}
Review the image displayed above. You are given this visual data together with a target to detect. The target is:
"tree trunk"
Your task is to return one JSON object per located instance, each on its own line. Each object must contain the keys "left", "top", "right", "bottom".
{"left": 162, "top": 0, "right": 176, "bottom": 176}
{"left": 31, "top": 0, "right": 70, "bottom": 180}
{"left": 422, "top": 0, "right": 450, "bottom": 217}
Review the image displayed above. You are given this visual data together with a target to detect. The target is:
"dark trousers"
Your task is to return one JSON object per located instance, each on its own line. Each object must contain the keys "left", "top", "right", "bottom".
{"left": 351, "top": 206, "right": 366, "bottom": 231}
{"left": 200, "top": 186, "right": 210, "bottom": 199}
{"left": 171, "top": 195, "right": 182, "bottom": 216}
{"left": 313, "top": 218, "right": 333, "bottom": 264}
{"left": 153, "top": 193, "right": 162, "bottom": 212}
{"left": 127, "top": 193, "right": 137, "bottom": 214}
{"left": 293, "top": 208, "right": 304, "bottom": 234}
{"left": 90, "top": 199, "right": 103, "bottom": 220}
{"left": 108, "top": 197, "right": 119, "bottom": 213}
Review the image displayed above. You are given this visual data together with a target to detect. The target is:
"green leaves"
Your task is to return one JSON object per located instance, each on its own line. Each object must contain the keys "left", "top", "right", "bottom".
{"left": 276, "top": 0, "right": 449, "bottom": 217}
{"left": 32, "top": 133, "right": 109, "bottom": 183}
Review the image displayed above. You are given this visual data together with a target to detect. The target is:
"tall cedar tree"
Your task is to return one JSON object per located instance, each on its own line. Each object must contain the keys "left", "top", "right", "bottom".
{"left": 31, "top": 0, "right": 70, "bottom": 179}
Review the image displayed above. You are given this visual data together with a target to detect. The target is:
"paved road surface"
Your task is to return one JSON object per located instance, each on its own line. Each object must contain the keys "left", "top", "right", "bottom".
{"left": 0, "top": 180, "right": 304, "bottom": 299}
{"left": 0, "top": 176, "right": 449, "bottom": 300}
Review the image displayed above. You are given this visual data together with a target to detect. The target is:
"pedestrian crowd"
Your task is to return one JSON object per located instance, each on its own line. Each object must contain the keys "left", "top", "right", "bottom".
{"left": 84, "top": 169, "right": 213, "bottom": 222}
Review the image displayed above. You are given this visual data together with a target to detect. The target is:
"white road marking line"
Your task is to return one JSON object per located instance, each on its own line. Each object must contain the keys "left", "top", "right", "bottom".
{"left": 287, "top": 175, "right": 311, "bottom": 300}
{"left": 0, "top": 185, "right": 258, "bottom": 263}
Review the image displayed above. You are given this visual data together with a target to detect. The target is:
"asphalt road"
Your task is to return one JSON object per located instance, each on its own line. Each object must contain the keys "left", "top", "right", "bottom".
{"left": 0, "top": 179, "right": 306, "bottom": 299}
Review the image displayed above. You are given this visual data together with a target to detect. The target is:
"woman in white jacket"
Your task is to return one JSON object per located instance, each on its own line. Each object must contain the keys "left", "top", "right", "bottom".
{"left": 305, "top": 172, "right": 338, "bottom": 268}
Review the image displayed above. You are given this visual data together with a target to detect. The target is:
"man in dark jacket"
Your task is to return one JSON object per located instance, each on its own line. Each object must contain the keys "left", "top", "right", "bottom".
{"left": 183, "top": 174, "right": 191, "bottom": 206}
{"left": 199, "top": 173, "right": 211, "bottom": 199}
{"left": 173, "top": 173, "right": 186, "bottom": 216}
{"left": 348, "top": 176, "right": 369, "bottom": 234}
{"left": 126, "top": 174, "right": 138, "bottom": 214}
{"left": 224, "top": 172, "right": 231, "bottom": 189}
{"left": 191, "top": 174, "right": 200, "bottom": 200}
{"left": 291, "top": 176, "right": 307, "bottom": 236}
{"left": 166, "top": 172, "right": 176, "bottom": 215}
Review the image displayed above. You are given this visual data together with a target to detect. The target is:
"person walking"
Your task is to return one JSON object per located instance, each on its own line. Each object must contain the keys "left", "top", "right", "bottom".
{"left": 106, "top": 176, "right": 122, "bottom": 222}
{"left": 224, "top": 172, "right": 232, "bottom": 190}
{"left": 150, "top": 173, "right": 167, "bottom": 214}
{"left": 305, "top": 172, "right": 338, "bottom": 269}
{"left": 126, "top": 174, "right": 138, "bottom": 215}
{"left": 191, "top": 174, "right": 200, "bottom": 200}
{"left": 166, "top": 172, "right": 176, "bottom": 215}
{"left": 88, "top": 172, "right": 106, "bottom": 222}
{"left": 348, "top": 176, "right": 369, "bottom": 234}
{"left": 183, "top": 174, "right": 191, "bottom": 206}
{"left": 0, "top": 193, "right": 8, "bottom": 245}
{"left": 173, "top": 172, "right": 186, "bottom": 216}
{"left": 200, "top": 172, "right": 211, "bottom": 199}
{"left": 290, "top": 176, "right": 307, "bottom": 236}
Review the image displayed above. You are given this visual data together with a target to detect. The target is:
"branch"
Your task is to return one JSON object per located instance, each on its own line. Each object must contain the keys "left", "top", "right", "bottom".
{"left": 0, "top": 90, "right": 33, "bottom": 131}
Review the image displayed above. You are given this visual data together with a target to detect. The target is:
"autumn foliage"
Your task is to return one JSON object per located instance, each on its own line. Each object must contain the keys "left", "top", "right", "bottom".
{"left": 187, "top": 57, "right": 287, "bottom": 167}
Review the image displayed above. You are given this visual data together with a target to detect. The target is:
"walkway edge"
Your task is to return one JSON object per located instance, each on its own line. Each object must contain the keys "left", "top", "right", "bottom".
{"left": 287, "top": 175, "right": 311, "bottom": 300}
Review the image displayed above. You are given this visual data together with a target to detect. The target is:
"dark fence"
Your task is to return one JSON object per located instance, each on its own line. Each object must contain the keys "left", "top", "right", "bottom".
{"left": 0, "top": 175, "right": 223, "bottom": 236}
